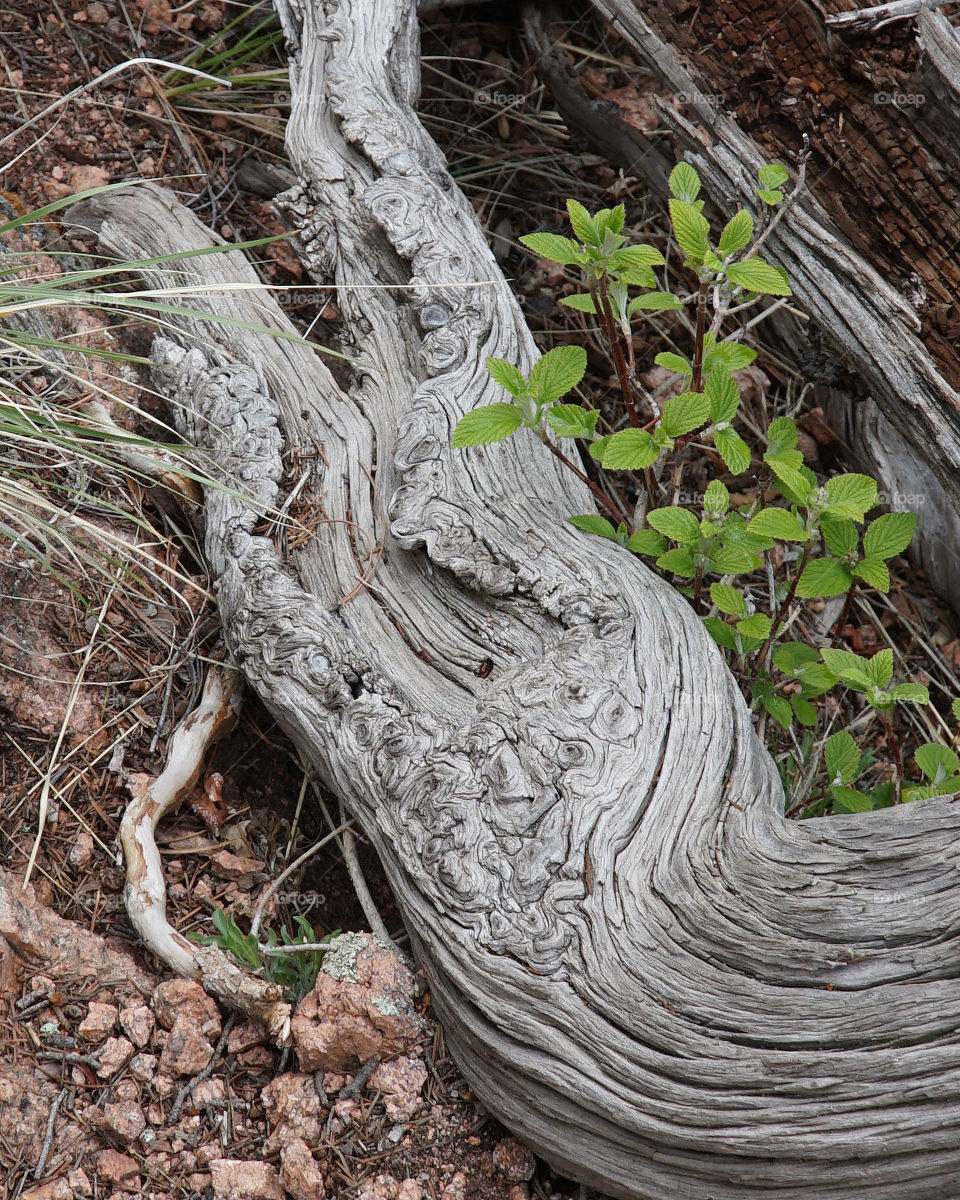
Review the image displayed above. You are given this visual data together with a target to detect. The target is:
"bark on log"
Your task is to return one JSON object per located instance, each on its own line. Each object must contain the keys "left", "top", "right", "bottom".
{"left": 69, "top": 1, "right": 960, "bottom": 1197}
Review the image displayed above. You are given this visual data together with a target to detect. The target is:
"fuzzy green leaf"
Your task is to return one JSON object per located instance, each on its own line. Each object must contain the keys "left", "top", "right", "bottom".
{"left": 758, "top": 163, "right": 789, "bottom": 189}
{"left": 792, "top": 695, "right": 818, "bottom": 726}
{"left": 831, "top": 787, "right": 873, "bottom": 813}
{"left": 628, "top": 291, "right": 683, "bottom": 312}
{"left": 569, "top": 514, "right": 617, "bottom": 541}
{"left": 710, "top": 583, "right": 747, "bottom": 617}
{"left": 519, "top": 232, "right": 583, "bottom": 264}
{"left": 705, "top": 546, "right": 760, "bottom": 574}
{"left": 820, "top": 513, "right": 858, "bottom": 558}
{"left": 725, "top": 258, "right": 792, "bottom": 296}
{"left": 654, "top": 351, "right": 692, "bottom": 376}
{"left": 825, "top": 731, "right": 861, "bottom": 785}
{"left": 706, "top": 365, "right": 740, "bottom": 424}
{"left": 718, "top": 209, "right": 754, "bottom": 256}
{"left": 796, "top": 558, "right": 852, "bottom": 598}
{"left": 486, "top": 357, "right": 527, "bottom": 397}
{"left": 704, "top": 340, "right": 757, "bottom": 372}
{"left": 773, "top": 642, "right": 820, "bottom": 673}
{"left": 528, "top": 345, "right": 587, "bottom": 403}
{"left": 863, "top": 511, "right": 917, "bottom": 560}
{"left": 566, "top": 199, "right": 598, "bottom": 245}
{"left": 766, "top": 416, "right": 798, "bottom": 455}
{"left": 560, "top": 293, "right": 597, "bottom": 313}
{"left": 547, "top": 404, "right": 599, "bottom": 439}
{"left": 656, "top": 546, "right": 698, "bottom": 576}
{"left": 763, "top": 694, "right": 793, "bottom": 730}
{"left": 704, "top": 479, "right": 730, "bottom": 517}
{"left": 661, "top": 391, "right": 711, "bottom": 438}
{"left": 628, "top": 528, "right": 668, "bottom": 556}
{"left": 915, "top": 742, "right": 960, "bottom": 782}
{"left": 452, "top": 404, "right": 523, "bottom": 447}
{"left": 647, "top": 506, "right": 701, "bottom": 545}
{"left": 747, "top": 507, "right": 809, "bottom": 542}
{"left": 608, "top": 244, "right": 665, "bottom": 272}
{"left": 864, "top": 649, "right": 894, "bottom": 689}
{"left": 669, "top": 199, "right": 710, "bottom": 260}
{"left": 739, "top": 613, "right": 773, "bottom": 640}
{"left": 714, "top": 427, "right": 752, "bottom": 475}
{"left": 669, "top": 161, "right": 702, "bottom": 204}
{"left": 602, "top": 428, "right": 659, "bottom": 471}
{"left": 824, "top": 473, "right": 878, "bottom": 521}
{"left": 853, "top": 556, "right": 891, "bottom": 592}
{"left": 887, "top": 683, "right": 930, "bottom": 706}
{"left": 594, "top": 203, "right": 626, "bottom": 236}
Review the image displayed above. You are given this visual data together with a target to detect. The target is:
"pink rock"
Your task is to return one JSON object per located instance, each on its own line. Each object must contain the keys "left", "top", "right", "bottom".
{"left": 209, "top": 1158, "right": 284, "bottom": 1200}
{"left": 159, "top": 1016, "right": 213, "bottom": 1077}
{"left": 78, "top": 1002, "right": 117, "bottom": 1043}
{"left": 358, "top": 1175, "right": 399, "bottom": 1200}
{"left": 67, "top": 830, "right": 94, "bottom": 871}
{"left": 279, "top": 1138, "right": 326, "bottom": 1200}
{"left": 95, "top": 1037, "right": 135, "bottom": 1079}
{"left": 129, "top": 1053, "right": 157, "bottom": 1081}
{"left": 397, "top": 1182, "right": 422, "bottom": 1200}
{"left": 97, "top": 1100, "right": 146, "bottom": 1143}
{"left": 440, "top": 1172, "right": 467, "bottom": 1200}
{"left": 119, "top": 1004, "right": 154, "bottom": 1048}
{"left": 97, "top": 1149, "right": 140, "bottom": 1189}
{"left": 370, "top": 1056, "right": 427, "bottom": 1122}
{"left": 260, "top": 1073, "right": 323, "bottom": 1153}
{"left": 291, "top": 933, "right": 424, "bottom": 1072}
{"left": 20, "top": 1180, "right": 71, "bottom": 1200}
{"left": 67, "top": 1168, "right": 92, "bottom": 1196}
{"left": 153, "top": 979, "right": 221, "bottom": 1037}
{"left": 227, "top": 1019, "right": 268, "bottom": 1055}
{"left": 492, "top": 1137, "right": 536, "bottom": 1183}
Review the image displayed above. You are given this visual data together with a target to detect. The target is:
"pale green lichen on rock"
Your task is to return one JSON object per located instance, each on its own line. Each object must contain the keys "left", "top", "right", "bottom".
{"left": 318, "top": 931, "right": 370, "bottom": 982}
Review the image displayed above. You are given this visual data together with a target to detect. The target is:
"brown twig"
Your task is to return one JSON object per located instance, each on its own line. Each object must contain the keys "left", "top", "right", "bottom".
{"left": 540, "top": 434, "right": 631, "bottom": 528}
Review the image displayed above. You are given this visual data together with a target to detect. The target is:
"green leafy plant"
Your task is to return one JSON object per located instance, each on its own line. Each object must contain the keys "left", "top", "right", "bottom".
{"left": 452, "top": 157, "right": 956, "bottom": 818}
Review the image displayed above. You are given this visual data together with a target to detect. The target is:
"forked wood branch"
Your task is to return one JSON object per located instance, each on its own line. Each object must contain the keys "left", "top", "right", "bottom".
{"left": 69, "top": 1, "right": 960, "bottom": 1195}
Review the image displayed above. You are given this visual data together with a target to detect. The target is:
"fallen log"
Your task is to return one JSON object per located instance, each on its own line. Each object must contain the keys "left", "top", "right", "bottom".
{"left": 69, "top": 0, "right": 960, "bottom": 1196}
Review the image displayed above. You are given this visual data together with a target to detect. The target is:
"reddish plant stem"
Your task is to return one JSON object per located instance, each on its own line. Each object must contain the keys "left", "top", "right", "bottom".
{"left": 539, "top": 434, "right": 630, "bottom": 528}
{"left": 593, "top": 276, "right": 639, "bottom": 428}
{"left": 692, "top": 563, "right": 704, "bottom": 614}
{"left": 831, "top": 580, "right": 858, "bottom": 646}
{"left": 756, "top": 539, "right": 813, "bottom": 665}
{"left": 691, "top": 279, "right": 710, "bottom": 392}
{"left": 882, "top": 713, "right": 903, "bottom": 804}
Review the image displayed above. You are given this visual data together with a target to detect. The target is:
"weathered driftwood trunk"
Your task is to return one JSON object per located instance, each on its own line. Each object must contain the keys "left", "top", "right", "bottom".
{"left": 70, "top": 1, "right": 960, "bottom": 1196}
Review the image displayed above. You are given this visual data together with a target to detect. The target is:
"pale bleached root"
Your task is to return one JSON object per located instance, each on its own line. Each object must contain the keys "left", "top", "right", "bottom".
{"left": 119, "top": 662, "right": 292, "bottom": 1044}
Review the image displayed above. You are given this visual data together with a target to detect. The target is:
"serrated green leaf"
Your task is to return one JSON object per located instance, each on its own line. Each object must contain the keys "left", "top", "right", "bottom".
{"left": 566, "top": 199, "right": 598, "bottom": 245}
{"left": 706, "top": 365, "right": 740, "bottom": 424}
{"left": 863, "top": 511, "right": 916, "bottom": 560}
{"left": 757, "top": 188, "right": 784, "bottom": 206}
{"left": 725, "top": 258, "right": 791, "bottom": 296}
{"left": 705, "top": 546, "right": 760, "bottom": 575}
{"left": 795, "top": 663, "right": 840, "bottom": 697}
{"left": 528, "top": 345, "right": 588, "bottom": 403}
{"left": 560, "top": 293, "right": 597, "bottom": 313}
{"left": 714, "top": 427, "right": 752, "bottom": 475}
{"left": 702, "top": 616, "right": 738, "bottom": 650}
{"left": 452, "top": 404, "right": 523, "bottom": 447}
{"left": 704, "top": 340, "right": 758, "bottom": 372}
{"left": 594, "top": 203, "right": 626, "bottom": 236}
{"left": 669, "top": 199, "right": 710, "bottom": 260}
{"left": 519, "top": 232, "right": 583, "bottom": 264}
{"left": 766, "top": 416, "right": 799, "bottom": 455}
{"left": 486, "top": 357, "right": 527, "bottom": 397}
{"left": 602, "top": 428, "right": 659, "bottom": 471}
{"left": 710, "top": 583, "right": 747, "bottom": 617}
{"left": 647, "top": 506, "right": 701, "bottom": 544}
{"left": 915, "top": 742, "right": 960, "bottom": 782}
{"left": 569, "top": 514, "right": 617, "bottom": 540}
{"left": 546, "top": 404, "right": 599, "bottom": 439}
{"left": 669, "top": 161, "right": 701, "bottom": 203}
{"left": 654, "top": 351, "right": 693, "bottom": 375}
{"left": 821, "top": 648, "right": 870, "bottom": 677}
{"left": 773, "top": 462, "right": 817, "bottom": 507}
{"left": 704, "top": 479, "right": 730, "bottom": 516}
{"left": 759, "top": 163, "right": 789, "bottom": 189}
{"left": 628, "top": 291, "right": 683, "bottom": 312}
{"left": 864, "top": 648, "right": 892, "bottom": 691}
{"left": 608, "top": 244, "right": 665, "bottom": 272}
{"left": 747, "top": 507, "right": 809, "bottom": 542}
{"left": 887, "top": 683, "right": 930, "bottom": 706}
{"left": 656, "top": 546, "right": 698, "bottom": 576}
{"left": 831, "top": 786, "right": 873, "bottom": 813}
{"left": 661, "top": 391, "right": 711, "bottom": 438}
{"left": 739, "top": 613, "right": 773, "bottom": 640}
{"left": 792, "top": 695, "right": 818, "bottom": 726}
{"left": 720, "top": 511, "right": 773, "bottom": 554}
{"left": 824, "top": 473, "right": 878, "bottom": 520}
{"left": 796, "top": 558, "right": 852, "bottom": 598}
{"left": 589, "top": 435, "right": 609, "bottom": 462}
{"left": 763, "top": 694, "right": 793, "bottom": 730}
{"left": 853, "top": 556, "right": 890, "bottom": 591}
{"left": 773, "top": 642, "right": 820, "bottom": 673}
{"left": 718, "top": 210, "right": 754, "bottom": 256}
{"left": 820, "top": 513, "right": 858, "bottom": 557}
{"left": 825, "top": 731, "right": 861, "bottom": 785}
{"left": 628, "top": 528, "right": 668, "bottom": 556}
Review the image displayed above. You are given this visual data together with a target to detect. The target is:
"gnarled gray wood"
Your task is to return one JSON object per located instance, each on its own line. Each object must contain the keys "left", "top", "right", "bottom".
{"left": 70, "top": 1, "right": 960, "bottom": 1196}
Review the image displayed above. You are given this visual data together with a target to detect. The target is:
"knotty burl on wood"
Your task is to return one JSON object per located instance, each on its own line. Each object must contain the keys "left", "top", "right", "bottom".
{"left": 68, "top": 0, "right": 960, "bottom": 1195}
